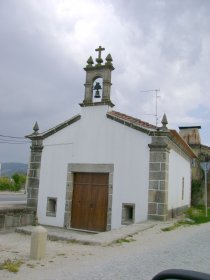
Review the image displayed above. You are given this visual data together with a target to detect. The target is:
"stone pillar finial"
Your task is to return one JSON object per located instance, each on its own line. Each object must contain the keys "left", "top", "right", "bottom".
{"left": 33, "top": 122, "right": 39, "bottom": 134}
{"left": 105, "top": 54, "right": 113, "bottom": 66}
{"left": 161, "top": 114, "right": 168, "bottom": 131}
{"left": 86, "top": 56, "right": 94, "bottom": 68}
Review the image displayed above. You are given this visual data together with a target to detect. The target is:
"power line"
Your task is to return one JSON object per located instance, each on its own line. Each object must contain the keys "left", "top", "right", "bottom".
{"left": 0, "top": 133, "right": 29, "bottom": 145}
{"left": 0, "top": 135, "right": 30, "bottom": 145}
{"left": 0, "top": 137, "right": 29, "bottom": 142}
{"left": 0, "top": 134, "right": 25, "bottom": 139}
{"left": 0, "top": 141, "right": 29, "bottom": 145}
{"left": 0, "top": 140, "right": 30, "bottom": 144}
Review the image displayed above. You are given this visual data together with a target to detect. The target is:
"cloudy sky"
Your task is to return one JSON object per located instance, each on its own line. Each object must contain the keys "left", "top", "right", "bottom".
{"left": 0, "top": 0, "right": 210, "bottom": 163}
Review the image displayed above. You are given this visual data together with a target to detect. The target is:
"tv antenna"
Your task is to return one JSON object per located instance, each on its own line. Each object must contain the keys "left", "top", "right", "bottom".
{"left": 140, "top": 89, "right": 160, "bottom": 127}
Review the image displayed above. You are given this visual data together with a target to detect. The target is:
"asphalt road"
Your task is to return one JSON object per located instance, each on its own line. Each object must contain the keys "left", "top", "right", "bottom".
{"left": 0, "top": 192, "right": 27, "bottom": 205}
{"left": 69, "top": 222, "right": 210, "bottom": 280}
{"left": 2, "top": 221, "right": 210, "bottom": 280}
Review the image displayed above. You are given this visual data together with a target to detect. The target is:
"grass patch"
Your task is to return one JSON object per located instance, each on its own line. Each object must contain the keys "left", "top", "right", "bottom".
{"left": 0, "top": 259, "right": 23, "bottom": 273}
{"left": 161, "top": 223, "right": 182, "bottom": 232}
{"left": 116, "top": 237, "right": 136, "bottom": 244}
{"left": 162, "top": 206, "right": 210, "bottom": 232}
{"left": 186, "top": 206, "right": 210, "bottom": 224}
{"left": 161, "top": 221, "right": 193, "bottom": 232}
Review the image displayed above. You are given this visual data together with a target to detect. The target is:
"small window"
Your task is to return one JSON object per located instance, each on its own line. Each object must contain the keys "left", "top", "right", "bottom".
{"left": 46, "top": 197, "right": 57, "bottom": 217}
{"left": 121, "top": 203, "right": 135, "bottom": 225}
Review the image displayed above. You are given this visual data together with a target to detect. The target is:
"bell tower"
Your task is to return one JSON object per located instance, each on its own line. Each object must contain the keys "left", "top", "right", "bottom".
{"left": 80, "top": 46, "right": 115, "bottom": 107}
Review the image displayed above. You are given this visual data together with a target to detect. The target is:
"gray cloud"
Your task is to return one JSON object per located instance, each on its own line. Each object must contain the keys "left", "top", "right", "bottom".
{"left": 0, "top": 0, "right": 210, "bottom": 163}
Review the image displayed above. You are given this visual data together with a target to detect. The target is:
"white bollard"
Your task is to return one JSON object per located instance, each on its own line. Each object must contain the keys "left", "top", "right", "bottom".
{"left": 30, "top": 226, "right": 47, "bottom": 260}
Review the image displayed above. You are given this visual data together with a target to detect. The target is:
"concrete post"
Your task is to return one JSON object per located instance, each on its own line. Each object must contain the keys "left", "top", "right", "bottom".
{"left": 30, "top": 226, "right": 47, "bottom": 260}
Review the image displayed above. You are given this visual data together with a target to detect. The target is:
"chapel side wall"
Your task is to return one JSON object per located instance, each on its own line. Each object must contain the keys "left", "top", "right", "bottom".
{"left": 37, "top": 106, "right": 151, "bottom": 229}
{"left": 168, "top": 149, "right": 191, "bottom": 215}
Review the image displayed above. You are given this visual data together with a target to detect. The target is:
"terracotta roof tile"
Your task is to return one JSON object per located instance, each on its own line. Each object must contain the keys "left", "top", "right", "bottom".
{"left": 170, "top": 130, "right": 197, "bottom": 158}
{"left": 107, "top": 110, "right": 157, "bottom": 130}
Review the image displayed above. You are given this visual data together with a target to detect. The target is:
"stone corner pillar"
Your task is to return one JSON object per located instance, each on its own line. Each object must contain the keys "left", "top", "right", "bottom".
{"left": 26, "top": 137, "right": 43, "bottom": 209}
{"left": 148, "top": 136, "right": 170, "bottom": 221}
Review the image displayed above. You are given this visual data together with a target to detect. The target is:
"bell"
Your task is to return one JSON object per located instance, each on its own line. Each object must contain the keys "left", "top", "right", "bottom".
{"left": 94, "top": 89, "right": 101, "bottom": 98}
{"left": 93, "top": 82, "right": 102, "bottom": 98}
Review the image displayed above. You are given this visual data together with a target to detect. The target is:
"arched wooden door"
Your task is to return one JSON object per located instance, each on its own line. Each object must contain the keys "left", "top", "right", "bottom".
{"left": 71, "top": 173, "right": 108, "bottom": 232}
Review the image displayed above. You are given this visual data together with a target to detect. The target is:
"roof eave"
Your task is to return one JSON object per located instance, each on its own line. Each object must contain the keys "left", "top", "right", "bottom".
{"left": 26, "top": 114, "right": 81, "bottom": 140}
{"left": 169, "top": 130, "right": 197, "bottom": 159}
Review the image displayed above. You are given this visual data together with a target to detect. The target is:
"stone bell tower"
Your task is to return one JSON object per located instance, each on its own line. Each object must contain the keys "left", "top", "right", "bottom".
{"left": 80, "top": 46, "right": 115, "bottom": 107}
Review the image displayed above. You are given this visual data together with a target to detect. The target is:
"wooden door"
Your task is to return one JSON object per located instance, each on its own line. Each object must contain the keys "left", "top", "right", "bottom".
{"left": 71, "top": 173, "right": 108, "bottom": 232}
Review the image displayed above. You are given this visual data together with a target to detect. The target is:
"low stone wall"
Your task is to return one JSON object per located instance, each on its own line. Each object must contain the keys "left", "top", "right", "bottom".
{"left": 0, "top": 206, "right": 36, "bottom": 231}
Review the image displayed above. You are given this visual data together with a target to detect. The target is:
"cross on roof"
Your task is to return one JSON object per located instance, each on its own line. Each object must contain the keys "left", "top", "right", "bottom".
{"left": 95, "top": 46, "right": 105, "bottom": 64}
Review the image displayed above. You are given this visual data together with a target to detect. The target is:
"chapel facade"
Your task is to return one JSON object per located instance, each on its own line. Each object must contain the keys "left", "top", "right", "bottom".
{"left": 26, "top": 47, "right": 196, "bottom": 231}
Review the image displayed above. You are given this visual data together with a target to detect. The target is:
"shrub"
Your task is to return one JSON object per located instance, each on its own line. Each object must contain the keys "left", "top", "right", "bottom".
{"left": 0, "top": 177, "right": 14, "bottom": 191}
{"left": 191, "top": 179, "right": 203, "bottom": 206}
{"left": 185, "top": 205, "right": 210, "bottom": 224}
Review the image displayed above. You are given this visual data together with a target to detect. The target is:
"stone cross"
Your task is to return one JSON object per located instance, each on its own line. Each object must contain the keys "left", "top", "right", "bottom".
{"left": 95, "top": 46, "right": 105, "bottom": 64}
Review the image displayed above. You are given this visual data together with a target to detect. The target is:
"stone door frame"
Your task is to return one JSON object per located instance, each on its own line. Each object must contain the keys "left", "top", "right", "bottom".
{"left": 64, "top": 163, "right": 114, "bottom": 231}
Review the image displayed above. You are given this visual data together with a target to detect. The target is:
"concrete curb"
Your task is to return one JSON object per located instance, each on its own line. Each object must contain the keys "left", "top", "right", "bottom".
{"left": 0, "top": 191, "right": 26, "bottom": 195}
{"left": 16, "top": 222, "right": 157, "bottom": 246}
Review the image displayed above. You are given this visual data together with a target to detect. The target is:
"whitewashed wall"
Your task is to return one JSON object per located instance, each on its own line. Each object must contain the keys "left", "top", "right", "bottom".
{"left": 168, "top": 149, "right": 191, "bottom": 210}
{"left": 37, "top": 105, "right": 151, "bottom": 229}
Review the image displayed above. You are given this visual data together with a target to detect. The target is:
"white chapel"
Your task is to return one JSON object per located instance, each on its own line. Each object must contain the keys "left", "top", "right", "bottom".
{"left": 26, "top": 46, "right": 196, "bottom": 232}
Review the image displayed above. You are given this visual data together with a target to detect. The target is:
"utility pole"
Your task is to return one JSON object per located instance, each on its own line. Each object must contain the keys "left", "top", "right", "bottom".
{"left": 200, "top": 162, "right": 210, "bottom": 217}
{"left": 140, "top": 89, "right": 160, "bottom": 127}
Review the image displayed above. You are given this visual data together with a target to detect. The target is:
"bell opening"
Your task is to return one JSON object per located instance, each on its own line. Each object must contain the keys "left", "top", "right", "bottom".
{"left": 93, "top": 78, "right": 103, "bottom": 102}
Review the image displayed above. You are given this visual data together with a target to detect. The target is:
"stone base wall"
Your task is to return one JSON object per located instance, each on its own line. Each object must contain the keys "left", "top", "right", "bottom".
{"left": 0, "top": 207, "right": 36, "bottom": 231}
{"left": 167, "top": 205, "right": 189, "bottom": 219}
{"left": 148, "top": 205, "right": 188, "bottom": 221}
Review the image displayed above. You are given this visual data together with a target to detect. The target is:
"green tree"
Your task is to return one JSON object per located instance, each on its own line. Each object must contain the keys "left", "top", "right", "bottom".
{"left": 12, "top": 173, "right": 26, "bottom": 191}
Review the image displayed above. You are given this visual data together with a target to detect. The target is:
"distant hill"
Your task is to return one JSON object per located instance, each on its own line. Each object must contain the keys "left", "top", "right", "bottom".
{"left": 0, "top": 162, "right": 28, "bottom": 177}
